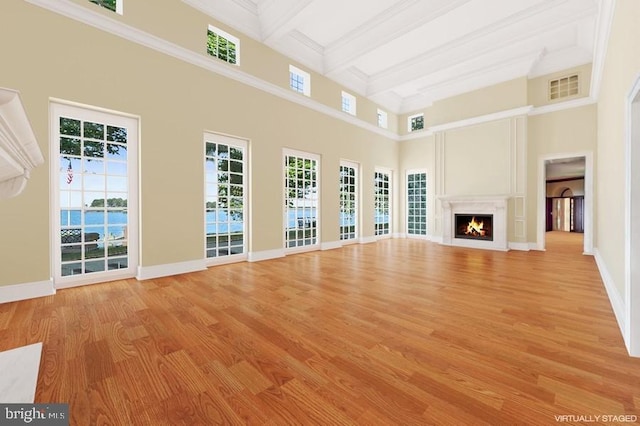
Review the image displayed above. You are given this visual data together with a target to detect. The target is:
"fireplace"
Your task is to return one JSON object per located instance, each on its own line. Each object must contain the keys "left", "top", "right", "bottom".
{"left": 439, "top": 195, "right": 509, "bottom": 251}
{"left": 455, "top": 214, "right": 493, "bottom": 241}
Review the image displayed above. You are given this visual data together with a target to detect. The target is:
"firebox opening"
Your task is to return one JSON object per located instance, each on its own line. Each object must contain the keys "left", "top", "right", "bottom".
{"left": 455, "top": 214, "right": 494, "bottom": 241}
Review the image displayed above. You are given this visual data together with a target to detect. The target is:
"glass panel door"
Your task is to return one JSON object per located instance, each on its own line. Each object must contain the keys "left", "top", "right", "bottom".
{"left": 285, "top": 150, "right": 319, "bottom": 249}
{"left": 340, "top": 162, "right": 358, "bottom": 241}
{"left": 407, "top": 171, "right": 427, "bottom": 236}
{"left": 52, "top": 103, "right": 137, "bottom": 284}
{"left": 374, "top": 170, "right": 391, "bottom": 236}
{"left": 205, "top": 133, "right": 247, "bottom": 260}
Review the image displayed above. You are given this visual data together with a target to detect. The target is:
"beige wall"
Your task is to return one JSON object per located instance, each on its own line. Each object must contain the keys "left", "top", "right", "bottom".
{"left": 0, "top": 0, "right": 397, "bottom": 286}
{"left": 399, "top": 77, "right": 528, "bottom": 136}
{"left": 597, "top": 0, "right": 640, "bottom": 297}
{"left": 528, "top": 63, "right": 592, "bottom": 107}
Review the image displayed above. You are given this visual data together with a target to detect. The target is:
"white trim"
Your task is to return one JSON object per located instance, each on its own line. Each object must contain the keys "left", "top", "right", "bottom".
{"left": 528, "top": 96, "right": 597, "bottom": 116}
{"left": 393, "top": 232, "right": 406, "bottom": 239}
{"left": 248, "top": 249, "right": 285, "bottom": 262}
{"left": 321, "top": 241, "right": 342, "bottom": 251}
{"left": 136, "top": 259, "right": 207, "bottom": 281}
{"left": 594, "top": 248, "right": 626, "bottom": 341}
{"left": 536, "top": 152, "right": 593, "bottom": 253}
{"left": 590, "top": 0, "right": 617, "bottom": 100}
{"left": 206, "top": 253, "right": 248, "bottom": 267}
{"left": 508, "top": 242, "right": 530, "bottom": 251}
{"left": 359, "top": 236, "right": 377, "bottom": 244}
{"left": 430, "top": 235, "right": 443, "bottom": 244}
{"left": 0, "top": 280, "right": 55, "bottom": 304}
{"left": 429, "top": 106, "right": 532, "bottom": 133}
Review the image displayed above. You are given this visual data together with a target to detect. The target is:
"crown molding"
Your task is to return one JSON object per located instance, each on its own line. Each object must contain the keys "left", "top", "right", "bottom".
{"left": 528, "top": 96, "right": 597, "bottom": 116}
{"left": 25, "top": 0, "right": 397, "bottom": 140}
{"left": 589, "top": 0, "right": 616, "bottom": 100}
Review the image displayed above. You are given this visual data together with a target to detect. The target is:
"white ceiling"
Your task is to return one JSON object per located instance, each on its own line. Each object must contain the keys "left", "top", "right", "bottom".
{"left": 546, "top": 157, "right": 585, "bottom": 180}
{"left": 184, "top": 0, "right": 602, "bottom": 114}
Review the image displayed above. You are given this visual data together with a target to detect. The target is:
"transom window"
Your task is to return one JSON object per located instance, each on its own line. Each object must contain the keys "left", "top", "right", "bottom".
{"left": 340, "top": 161, "right": 359, "bottom": 241}
{"left": 341, "top": 91, "right": 357, "bottom": 116}
{"left": 285, "top": 150, "right": 319, "bottom": 250}
{"left": 89, "top": 0, "right": 123, "bottom": 14}
{"left": 207, "top": 25, "right": 239, "bottom": 65}
{"left": 377, "top": 109, "right": 388, "bottom": 129}
{"left": 374, "top": 169, "right": 392, "bottom": 236}
{"left": 407, "top": 171, "right": 427, "bottom": 236}
{"left": 289, "top": 65, "right": 311, "bottom": 97}
{"left": 52, "top": 102, "right": 138, "bottom": 284}
{"left": 408, "top": 113, "right": 424, "bottom": 132}
{"left": 205, "top": 133, "right": 247, "bottom": 261}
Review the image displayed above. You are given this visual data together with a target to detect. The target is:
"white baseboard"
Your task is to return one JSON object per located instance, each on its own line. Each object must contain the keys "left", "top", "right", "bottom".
{"left": 393, "top": 232, "right": 406, "bottom": 239}
{"left": 359, "top": 236, "right": 377, "bottom": 244}
{"left": 594, "top": 248, "right": 626, "bottom": 339}
{"left": 430, "top": 236, "right": 443, "bottom": 244}
{"left": 136, "top": 259, "right": 207, "bottom": 281}
{"left": 508, "top": 242, "right": 530, "bottom": 251}
{"left": 321, "top": 241, "right": 342, "bottom": 251}
{"left": 248, "top": 248, "right": 285, "bottom": 262}
{"left": 0, "top": 280, "right": 55, "bottom": 304}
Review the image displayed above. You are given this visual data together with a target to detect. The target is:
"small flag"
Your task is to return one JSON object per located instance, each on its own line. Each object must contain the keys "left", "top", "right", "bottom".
{"left": 66, "top": 161, "right": 73, "bottom": 184}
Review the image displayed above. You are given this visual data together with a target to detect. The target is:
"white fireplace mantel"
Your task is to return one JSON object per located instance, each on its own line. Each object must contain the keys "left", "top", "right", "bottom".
{"left": 439, "top": 195, "right": 510, "bottom": 251}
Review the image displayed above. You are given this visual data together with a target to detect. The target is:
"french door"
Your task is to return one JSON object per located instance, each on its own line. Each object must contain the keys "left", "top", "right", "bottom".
{"left": 51, "top": 102, "right": 138, "bottom": 287}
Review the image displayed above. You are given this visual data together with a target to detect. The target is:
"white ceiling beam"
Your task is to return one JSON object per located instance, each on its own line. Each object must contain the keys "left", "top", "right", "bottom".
{"left": 323, "top": 0, "right": 473, "bottom": 75}
{"left": 258, "top": 0, "right": 315, "bottom": 44}
{"left": 365, "top": 2, "right": 597, "bottom": 96}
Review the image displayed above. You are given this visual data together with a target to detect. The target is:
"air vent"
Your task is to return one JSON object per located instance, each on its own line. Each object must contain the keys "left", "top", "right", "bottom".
{"left": 549, "top": 74, "right": 579, "bottom": 100}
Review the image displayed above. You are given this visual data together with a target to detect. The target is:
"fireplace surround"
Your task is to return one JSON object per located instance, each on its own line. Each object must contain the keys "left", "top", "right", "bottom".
{"left": 439, "top": 195, "right": 509, "bottom": 251}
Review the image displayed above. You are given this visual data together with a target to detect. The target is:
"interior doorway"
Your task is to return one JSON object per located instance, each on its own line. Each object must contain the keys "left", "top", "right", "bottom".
{"left": 537, "top": 153, "right": 593, "bottom": 254}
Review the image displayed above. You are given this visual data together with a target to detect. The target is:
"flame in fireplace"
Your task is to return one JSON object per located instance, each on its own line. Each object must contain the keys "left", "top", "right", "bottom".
{"left": 465, "top": 216, "right": 486, "bottom": 237}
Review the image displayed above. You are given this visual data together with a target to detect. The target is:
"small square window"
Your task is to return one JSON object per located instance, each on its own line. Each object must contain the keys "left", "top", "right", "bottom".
{"left": 289, "top": 65, "right": 311, "bottom": 97}
{"left": 408, "top": 113, "right": 424, "bottom": 132}
{"left": 89, "top": 0, "right": 123, "bottom": 14}
{"left": 377, "top": 109, "right": 388, "bottom": 129}
{"left": 207, "top": 25, "right": 240, "bottom": 65}
{"left": 341, "top": 91, "right": 357, "bottom": 116}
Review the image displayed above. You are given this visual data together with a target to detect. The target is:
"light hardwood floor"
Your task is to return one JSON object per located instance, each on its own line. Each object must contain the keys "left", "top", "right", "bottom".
{"left": 1, "top": 232, "right": 639, "bottom": 424}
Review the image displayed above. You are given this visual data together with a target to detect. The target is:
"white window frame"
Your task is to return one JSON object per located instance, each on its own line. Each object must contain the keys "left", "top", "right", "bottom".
{"left": 408, "top": 113, "right": 424, "bottom": 132}
{"left": 406, "top": 169, "right": 428, "bottom": 239}
{"left": 377, "top": 109, "right": 388, "bottom": 129}
{"left": 289, "top": 65, "right": 311, "bottom": 97}
{"left": 207, "top": 24, "right": 240, "bottom": 66}
{"left": 340, "top": 160, "right": 359, "bottom": 243}
{"left": 374, "top": 167, "right": 392, "bottom": 238}
{"left": 89, "top": 0, "right": 123, "bottom": 15}
{"left": 204, "top": 132, "right": 249, "bottom": 265}
{"left": 284, "top": 148, "right": 320, "bottom": 253}
{"left": 341, "top": 91, "right": 357, "bottom": 116}
{"left": 50, "top": 101, "right": 139, "bottom": 288}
